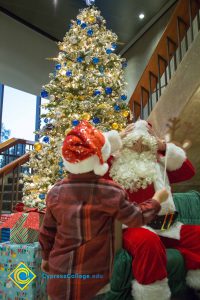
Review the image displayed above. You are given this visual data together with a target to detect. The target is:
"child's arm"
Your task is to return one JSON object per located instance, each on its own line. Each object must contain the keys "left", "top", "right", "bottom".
{"left": 101, "top": 185, "right": 163, "bottom": 227}
{"left": 39, "top": 187, "right": 58, "bottom": 261}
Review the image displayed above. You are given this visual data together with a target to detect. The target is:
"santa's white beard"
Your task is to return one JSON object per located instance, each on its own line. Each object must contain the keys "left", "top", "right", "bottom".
{"left": 109, "top": 148, "right": 158, "bottom": 192}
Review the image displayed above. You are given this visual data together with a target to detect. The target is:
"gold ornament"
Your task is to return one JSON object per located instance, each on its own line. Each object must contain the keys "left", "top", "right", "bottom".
{"left": 82, "top": 113, "right": 91, "bottom": 121}
{"left": 34, "top": 142, "right": 42, "bottom": 152}
{"left": 88, "top": 16, "right": 96, "bottom": 23}
{"left": 98, "top": 103, "right": 108, "bottom": 109}
{"left": 65, "top": 128, "right": 71, "bottom": 135}
{"left": 112, "top": 123, "right": 119, "bottom": 130}
{"left": 118, "top": 124, "right": 124, "bottom": 131}
{"left": 122, "top": 110, "right": 130, "bottom": 117}
{"left": 88, "top": 64, "right": 95, "bottom": 70}
{"left": 33, "top": 175, "right": 40, "bottom": 183}
{"left": 78, "top": 96, "right": 85, "bottom": 101}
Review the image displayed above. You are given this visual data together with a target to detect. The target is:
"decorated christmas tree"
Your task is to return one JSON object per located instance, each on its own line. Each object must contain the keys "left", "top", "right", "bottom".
{"left": 22, "top": 6, "right": 129, "bottom": 210}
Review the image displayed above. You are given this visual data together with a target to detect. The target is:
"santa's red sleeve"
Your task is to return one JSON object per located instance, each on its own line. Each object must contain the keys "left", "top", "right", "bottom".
{"left": 159, "top": 143, "right": 195, "bottom": 184}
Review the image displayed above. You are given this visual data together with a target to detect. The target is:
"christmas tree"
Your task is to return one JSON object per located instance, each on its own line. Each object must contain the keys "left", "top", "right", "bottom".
{"left": 22, "top": 6, "right": 129, "bottom": 210}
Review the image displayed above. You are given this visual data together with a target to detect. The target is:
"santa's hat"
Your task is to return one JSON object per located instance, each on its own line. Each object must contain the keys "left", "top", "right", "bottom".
{"left": 62, "top": 120, "right": 122, "bottom": 175}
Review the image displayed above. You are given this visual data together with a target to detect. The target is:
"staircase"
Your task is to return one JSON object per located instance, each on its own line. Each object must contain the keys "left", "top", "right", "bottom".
{"left": 129, "top": 0, "right": 200, "bottom": 120}
{"left": 0, "top": 138, "right": 34, "bottom": 213}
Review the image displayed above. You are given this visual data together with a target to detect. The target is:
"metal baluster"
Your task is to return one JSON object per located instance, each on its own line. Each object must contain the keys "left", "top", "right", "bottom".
{"left": 140, "top": 88, "right": 144, "bottom": 119}
{"left": 15, "top": 165, "right": 20, "bottom": 205}
{"left": 149, "top": 72, "right": 153, "bottom": 112}
{"left": 177, "top": 17, "right": 182, "bottom": 62}
{"left": 11, "top": 169, "right": 15, "bottom": 212}
{"left": 157, "top": 55, "right": 161, "bottom": 97}
{"left": 0, "top": 174, "right": 5, "bottom": 214}
{"left": 166, "top": 37, "right": 172, "bottom": 80}
{"left": 189, "top": 0, "right": 194, "bottom": 41}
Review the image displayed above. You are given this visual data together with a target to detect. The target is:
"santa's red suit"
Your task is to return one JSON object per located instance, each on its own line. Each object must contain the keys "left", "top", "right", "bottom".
{"left": 105, "top": 121, "right": 200, "bottom": 300}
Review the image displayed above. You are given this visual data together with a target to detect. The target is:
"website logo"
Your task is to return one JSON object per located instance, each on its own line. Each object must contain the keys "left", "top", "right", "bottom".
{"left": 8, "top": 262, "right": 36, "bottom": 290}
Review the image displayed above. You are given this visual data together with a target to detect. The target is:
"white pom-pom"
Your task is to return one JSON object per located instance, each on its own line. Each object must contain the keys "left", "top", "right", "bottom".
{"left": 94, "top": 162, "right": 109, "bottom": 176}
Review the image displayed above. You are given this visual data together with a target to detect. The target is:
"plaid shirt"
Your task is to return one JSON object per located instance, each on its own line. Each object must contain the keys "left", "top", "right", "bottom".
{"left": 39, "top": 172, "right": 160, "bottom": 300}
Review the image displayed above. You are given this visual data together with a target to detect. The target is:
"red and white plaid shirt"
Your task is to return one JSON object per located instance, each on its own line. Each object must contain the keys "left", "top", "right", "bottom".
{"left": 39, "top": 172, "right": 160, "bottom": 300}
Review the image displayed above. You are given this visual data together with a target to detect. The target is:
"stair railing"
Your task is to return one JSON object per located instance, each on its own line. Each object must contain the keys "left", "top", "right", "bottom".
{"left": 129, "top": 0, "right": 200, "bottom": 120}
{"left": 0, "top": 138, "right": 34, "bottom": 214}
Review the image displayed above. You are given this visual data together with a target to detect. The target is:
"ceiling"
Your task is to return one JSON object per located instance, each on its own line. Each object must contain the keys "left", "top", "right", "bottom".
{"left": 0, "top": 0, "right": 175, "bottom": 52}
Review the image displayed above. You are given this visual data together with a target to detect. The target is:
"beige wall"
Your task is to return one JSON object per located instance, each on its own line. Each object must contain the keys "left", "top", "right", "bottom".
{"left": 0, "top": 12, "right": 58, "bottom": 96}
{"left": 124, "top": 6, "right": 175, "bottom": 101}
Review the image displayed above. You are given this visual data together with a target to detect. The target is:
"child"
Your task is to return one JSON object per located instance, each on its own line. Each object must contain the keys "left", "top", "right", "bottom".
{"left": 39, "top": 120, "right": 168, "bottom": 300}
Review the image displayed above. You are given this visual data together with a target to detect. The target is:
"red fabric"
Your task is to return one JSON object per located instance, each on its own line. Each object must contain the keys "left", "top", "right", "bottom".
{"left": 167, "top": 159, "right": 195, "bottom": 184}
{"left": 62, "top": 120, "right": 105, "bottom": 164}
{"left": 123, "top": 225, "right": 200, "bottom": 284}
{"left": 123, "top": 227, "right": 167, "bottom": 284}
{"left": 161, "top": 225, "right": 200, "bottom": 270}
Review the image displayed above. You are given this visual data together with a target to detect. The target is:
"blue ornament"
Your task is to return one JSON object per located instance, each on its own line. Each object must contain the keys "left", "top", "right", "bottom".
{"left": 121, "top": 94, "right": 127, "bottom": 101}
{"left": 106, "top": 49, "right": 112, "bottom": 54}
{"left": 93, "top": 90, "right": 101, "bottom": 96}
{"left": 66, "top": 70, "right": 72, "bottom": 77}
{"left": 43, "top": 136, "right": 50, "bottom": 143}
{"left": 55, "top": 64, "right": 61, "bottom": 70}
{"left": 114, "top": 105, "right": 120, "bottom": 111}
{"left": 122, "top": 61, "right": 128, "bottom": 68}
{"left": 58, "top": 169, "right": 64, "bottom": 175}
{"left": 99, "top": 66, "right": 104, "bottom": 73}
{"left": 77, "top": 19, "right": 81, "bottom": 25}
{"left": 92, "top": 57, "right": 99, "bottom": 64}
{"left": 44, "top": 118, "right": 49, "bottom": 123}
{"left": 87, "top": 29, "right": 93, "bottom": 36}
{"left": 59, "top": 160, "right": 64, "bottom": 167}
{"left": 93, "top": 117, "right": 100, "bottom": 124}
{"left": 69, "top": 24, "right": 73, "bottom": 29}
{"left": 85, "top": 0, "right": 95, "bottom": 6}
{"left": 41, "top": 90, "right": 48, "bottom": 98}
{"left": 111, "top": 43, "right": 117, "bottom": 50}
{"left": 105, "top": 87, "right": 112, "bottom": 95}
{"left": 39, "top": 194, "right": 45, "bottom": 200}
{"left": 77, "top": 57, "right": 84, "bottom": 63}
{"left": 72, "top": 120, "right": 80, "bottom": 126}
{"left": 81, "top": 23, "right": 87, "bottom": 29}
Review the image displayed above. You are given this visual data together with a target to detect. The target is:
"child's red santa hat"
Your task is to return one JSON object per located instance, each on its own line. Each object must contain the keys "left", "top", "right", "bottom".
{"left": 62, "top": 120, "right": 122, "bottom": 175}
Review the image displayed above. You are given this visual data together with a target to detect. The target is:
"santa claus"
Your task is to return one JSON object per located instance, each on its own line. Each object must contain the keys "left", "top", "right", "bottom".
{"left": 105, "top": 120, "right": 199, "bottom": 300}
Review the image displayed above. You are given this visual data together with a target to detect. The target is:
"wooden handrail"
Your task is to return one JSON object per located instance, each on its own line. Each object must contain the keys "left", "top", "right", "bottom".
{"left": 0, "top": 138, "right": 34, "bottom": 153}
{"left": 129, "top": 0, "right": 200, "bottom": 118}
{"left": 0, "top": 153, "right": 30, "bottom": 177}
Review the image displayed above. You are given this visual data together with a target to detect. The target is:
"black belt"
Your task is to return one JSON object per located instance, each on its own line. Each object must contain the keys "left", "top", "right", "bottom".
{"left": 148, "top": 211, "right": 179, "bottom": 231}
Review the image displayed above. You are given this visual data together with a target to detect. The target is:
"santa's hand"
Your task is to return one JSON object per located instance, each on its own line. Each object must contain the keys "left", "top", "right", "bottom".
{"left": 153, "top": 188, "right": 169, "bottom": 204}
{"left": 120, "top": 123, "right": 134, "bottom": 138}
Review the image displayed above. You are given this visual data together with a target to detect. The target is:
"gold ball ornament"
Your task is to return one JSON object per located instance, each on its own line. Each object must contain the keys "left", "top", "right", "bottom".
{"left": 82, "top": 113, "right": 91, "bottom": 121}
{"left": 88, "top": 64, "right": 95, "bottom": 71}
{"left": 98, "top": 103, "right": 108, "bottom": 109}
{"left": 112, "top": 123, "right": 119, "bottom": 130}
{"left": 33, "top": 175, "right": 40, "bottom": 183}
{"left": 88, "top": 15, "right": 96, "bottom": 23}
{"left": 78, "top": 96, "right": 85, "bottom": 101}
{"left": 122, "top": 110, "right": 130, "bottom": 117}
{"left": 34, "top": 142, "right": 43, "bottom": 152}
